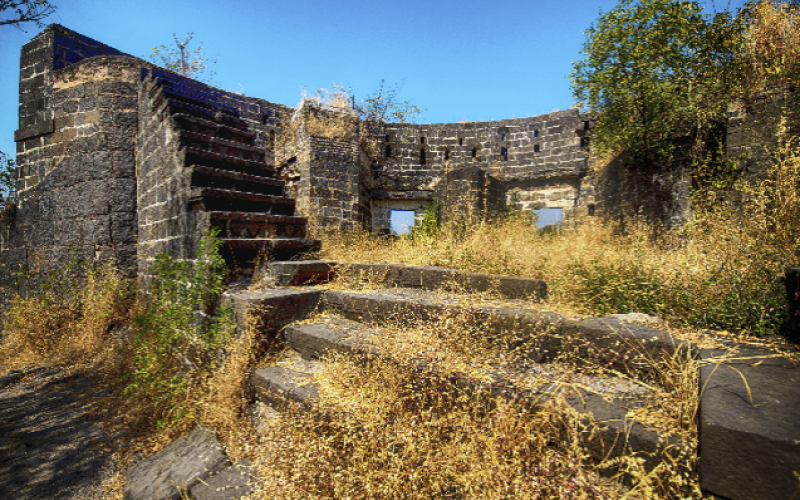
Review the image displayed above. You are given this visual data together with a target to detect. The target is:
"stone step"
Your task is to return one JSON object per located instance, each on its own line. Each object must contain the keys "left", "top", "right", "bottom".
{"left": 183, "top": 147, "right": 274, "bottom": 177}
{"left": 250, "top": 319, "right": 681, "bottom": 476}
{"left": 162, "top": 97, "right": 250, "bottom": 130}
{"left": 221, "top": 238, "right": 321, "bottom": 267}
{"left": 266, "top": 260, "right": 336, "bottom": 286}
{"left": 321, "top": 288, "right": 690, "bottom": 379}
{"left": 337, "top": 262, "right": 548, "bottom": 300}
{"left": 189, "top": 166, "right": 285, "bottom": 198}
{"left": 173, "top": 112, "right": 258, "bottom": 146}
{"left": 206, "top": 212, "right": 309, "bottom": 239}
{"left": 180, "top": 128, "right": 262, "bottom": 154}
{"left": 189, "top": 188, "right": 296, "bottom": 215}
{"left": 179, "top": 130, "right": 265, "bottom": 164}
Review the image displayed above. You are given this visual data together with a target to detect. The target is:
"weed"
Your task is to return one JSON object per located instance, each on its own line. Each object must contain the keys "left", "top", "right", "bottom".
{"left": 124, "top": 229, "right": 236, "bottom": 429}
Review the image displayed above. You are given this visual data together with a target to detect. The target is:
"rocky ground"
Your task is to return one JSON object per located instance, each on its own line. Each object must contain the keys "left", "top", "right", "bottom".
{"left": 0, "top": 365, "right": 126, "bottom": 500}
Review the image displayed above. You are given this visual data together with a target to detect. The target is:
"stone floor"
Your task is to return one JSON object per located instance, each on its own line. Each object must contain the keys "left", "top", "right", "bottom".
{"left": 0, "top": 366, "right": 124, "bottom": 500}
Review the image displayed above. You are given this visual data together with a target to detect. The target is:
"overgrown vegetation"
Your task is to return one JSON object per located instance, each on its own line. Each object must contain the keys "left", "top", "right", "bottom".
{"left": 571, "top": 0, "right": 800, "bottom": 168}
{"left": 147, "top": 32, "right": 218, "bottom": 85}
{"left": 0, "top": 150, "right": 16, "bottom": 229}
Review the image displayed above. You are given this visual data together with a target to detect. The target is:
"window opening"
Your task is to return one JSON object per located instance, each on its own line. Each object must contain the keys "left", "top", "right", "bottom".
{"left": 421, "top": 137, "right": 426, "bottom": 144}
{"left": 471, "top": 147, "right": 478, "bottom": 158}
{"left": 534, "top": 208, "right": 562, "bottom": 229}
{"left": 501, "top": 134, "right": 505, "bottom": 141}
{"left": 534, "top": 144, "right": 540, "bottom": 153}
{"left": 390, "top": 210, "right": 415, "bottom": 235}
{"left": 458, "top": 138, "right": 463, "bottom": 146}
{"left": 420, "top": 148, "right": 426, "bottom": 165}
{"left": 385, "top": 134, "right": 391, "bottom": 142}
{"left": 385, "top": 145, "right": 392, "bottom": 158}
{"left": 444, "top": 146, "right": 450, "bottom": 160}
{"left": 500, "top": 147, "right": 508, "bottom": 161}
{"left": 534, "top": 130, "right": 539, "bottom": 138}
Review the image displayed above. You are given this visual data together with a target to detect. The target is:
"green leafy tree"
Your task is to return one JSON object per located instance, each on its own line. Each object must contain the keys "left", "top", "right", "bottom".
{"left": 0, "top": 151, "right": 16, "bottom": 213}
{"left": 148, "top": 32, "right": 218, "bottom": 85}
{"left": 570, "top": 0, "right": 747, "bottom": 164}
{"left": 0, "top": 0, "right": 55, "bottom": 31}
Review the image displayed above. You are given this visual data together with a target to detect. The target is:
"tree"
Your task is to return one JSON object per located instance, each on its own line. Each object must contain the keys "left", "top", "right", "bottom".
{"left": 313, "top": 80, "right": 425, "bottom": 125}
{"left": 0, "top": 151, "right": 16, "bottom": 229}
{"left": 0, "top": 0, "right": 55, "bottom": 31}
{"left": 570, "top": 0, "right": 747, "bottom": 164}
{"left": 149, "top": 32, "right": 217, "bottom": 85}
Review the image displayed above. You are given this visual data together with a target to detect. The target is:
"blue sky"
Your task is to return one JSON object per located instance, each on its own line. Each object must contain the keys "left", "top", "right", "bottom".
{"left": 0, "top": 0, "right": 748, "bottom": 159}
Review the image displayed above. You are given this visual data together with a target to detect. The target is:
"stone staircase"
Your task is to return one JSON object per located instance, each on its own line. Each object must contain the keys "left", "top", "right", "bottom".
{"left": 123, "top": 263, "right": 709, "bottom": 500}
{"left": 141, "top": 68, "right": 320, "bottom": 277}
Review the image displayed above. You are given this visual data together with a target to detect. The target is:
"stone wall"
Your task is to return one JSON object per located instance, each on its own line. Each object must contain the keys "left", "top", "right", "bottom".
{"left": 727, "top": 85, "right": 800, "bottom": 181}
{"left": 2, "top": 24, "right": 142, "bottom": 299}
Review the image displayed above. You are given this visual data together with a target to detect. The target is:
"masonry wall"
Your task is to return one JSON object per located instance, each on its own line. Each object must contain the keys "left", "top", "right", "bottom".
{"left": 727, "top": 85, "right": 800, "bottom": 181}
{"left": 2, "top": 25, "right": 141, "bottom": 299}
{"left": 379, "top": 110, "right": 590, "bottom": 225}
{"left": 277, "top": 101, "right": 369, "bottom": 234}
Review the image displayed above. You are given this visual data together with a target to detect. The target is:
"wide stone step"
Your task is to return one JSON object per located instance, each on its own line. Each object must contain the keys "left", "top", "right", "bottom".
{"left": 337, "top": 262, "right": 548, "bottom": 301}
{"left": 251, "top": 319, "right": 680, "bottom": 477}
{"left": 206, "top": 211, "right": 309, "bottom": 239}
{"left": 189, "top": 166, "right": 285, "bottom": 198}
{"left": 180, "top": 131, "right": 264, "bottom": 165}
{"left": 190, "top": 188, "right": 296, "bottom": 215}
{"left": 221, "top": 238, "right": 321, "bottom": 267}
{"left": 321, "top": 289, "right": 690, "bottom": 378}
{"left": 183, "top": 147, "right": 274, "bottom": 177}
{"left": 173, "top": 112, "right": 258, "bottom": 146}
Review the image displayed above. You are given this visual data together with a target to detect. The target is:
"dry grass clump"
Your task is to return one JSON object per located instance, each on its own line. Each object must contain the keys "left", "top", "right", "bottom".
{"left": 0, "top": 263, "right": 132, "bottom": 368}
{"left": 246, "top": 352, "right": 627, "bottom": 500}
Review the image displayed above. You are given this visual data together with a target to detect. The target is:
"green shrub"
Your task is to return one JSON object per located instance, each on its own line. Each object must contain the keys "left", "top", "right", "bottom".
{"left": 125, "top": 229, "right": 236, "bottom": 426}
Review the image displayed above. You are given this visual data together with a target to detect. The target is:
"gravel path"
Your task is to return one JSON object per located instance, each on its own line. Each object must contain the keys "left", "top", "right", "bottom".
{"left": 0, "top": 366, "right": 124, "bottom": 499}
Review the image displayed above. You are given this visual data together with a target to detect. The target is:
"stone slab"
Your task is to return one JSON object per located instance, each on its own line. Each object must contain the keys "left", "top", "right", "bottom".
{"left": 699, "top": 345, "right": 800, "bottom": 500}
{"left": 251, "top": 365, "right": 319, "bottom": 409}
{"left": 335, "top": 262, "right": 548, "bottom": 300}
{"left": 189, "top": 459, "right": 259, "bottom": 500}
{"left": 322, "top": 290, "right": 686, "bottom": 377}
{"left": 284, "top": 319, "right": 382, "bottom": 360}
{"left": 221, "top": 288, "right": 322, "bottom": 337}
{"left": 123, "top": 426, "right": 229, "bottom": 500}
{"left": 268, "top": 260, "right": 336, "bottom": 286}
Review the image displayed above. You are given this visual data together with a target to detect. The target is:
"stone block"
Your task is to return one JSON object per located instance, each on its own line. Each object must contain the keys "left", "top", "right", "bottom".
{"left": 123, "top": 426, "right": 230, "bottom": 500}
{"left": 251, "top": 365, "right": 319, "bottom": 409}
{"left": 221, "top": 289, "right": 323, "bottom": 337}
{"left": 267, "top": 260, "right": 336, "bottom": 286}
{"left": 699, "top": 345, "right": 800, "bottom": 500}
{"left": 786, "top": 267, "right": 800, "bottom": 338}
{"left": 189, "top": 460, "right": 259, "bottom": 500}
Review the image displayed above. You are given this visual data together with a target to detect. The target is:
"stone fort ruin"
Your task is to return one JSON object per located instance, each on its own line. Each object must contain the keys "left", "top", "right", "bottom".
{"left": 0, "top": 25, "right": 786, "bottom": 290}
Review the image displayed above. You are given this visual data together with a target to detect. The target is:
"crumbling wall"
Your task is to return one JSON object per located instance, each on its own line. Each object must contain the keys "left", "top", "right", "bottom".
{"left": 278, "top": 100, "right": 369, "bottom": 234}
{"left": 435, "top": 166, "right": 506, "bottom": 229}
